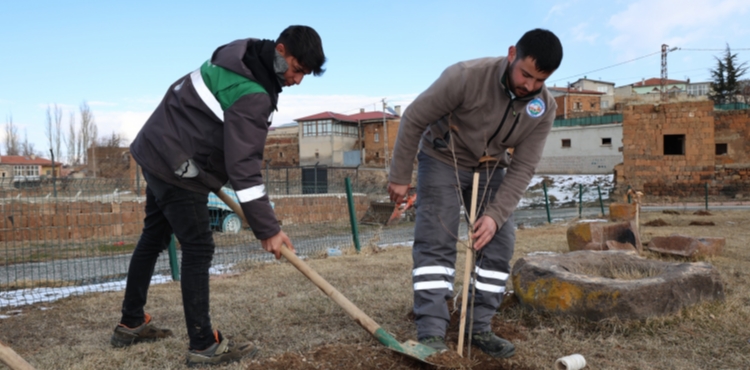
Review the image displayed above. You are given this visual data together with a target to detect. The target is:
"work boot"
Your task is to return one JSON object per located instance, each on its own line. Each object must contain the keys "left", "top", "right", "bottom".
{"left": 110, "top": 313, "right": 174, "bottom": 348}
{"left": 186, "top": 330, "right": 258, "bottom": 367}
{"left": 419, "top": 336, "right": 448, "bottom": 353}
{"left": 468, "top": 331, "right": 515, "bottom": 358}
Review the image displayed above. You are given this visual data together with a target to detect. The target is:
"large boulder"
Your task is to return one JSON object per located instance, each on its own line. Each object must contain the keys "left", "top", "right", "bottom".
{"left": 567, "top": 220, "right": 642, "bottom": 253}
{"left": 511, "top": 250, "right": 724, "bottom": 321}
{"left": 647, "top": 234, "right": 725, "bottom": 258}
{"left": 609, "top": 202, "right": 638, "bottom": 222}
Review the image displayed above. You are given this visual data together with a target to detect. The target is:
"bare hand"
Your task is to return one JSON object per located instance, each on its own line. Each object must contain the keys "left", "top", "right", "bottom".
{"left": 261, "top": 231, "right": 295, "bottom": 260}
{"left": 387, "top": 182, "right": 410, "bottom": 204}
{"left": 471, "top": 216, "right": 498, "bottom": 251}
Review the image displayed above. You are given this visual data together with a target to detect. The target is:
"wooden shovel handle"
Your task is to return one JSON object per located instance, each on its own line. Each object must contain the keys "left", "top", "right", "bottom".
{"left": 0, "top": 340, "right": 35, "bottom": 370}
{"left": 214, "top": 189, "right": 382, "bottom": 335}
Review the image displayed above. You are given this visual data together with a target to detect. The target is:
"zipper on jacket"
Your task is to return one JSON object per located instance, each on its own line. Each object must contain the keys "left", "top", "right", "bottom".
{"left": 501, "top": 113, "right": 521, "bottom": 143}
{"left": 487, "top": 99, "right": 515, "bottom": 145}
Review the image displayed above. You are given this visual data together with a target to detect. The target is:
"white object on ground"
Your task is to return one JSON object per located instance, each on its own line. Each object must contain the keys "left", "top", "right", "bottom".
{"left": 555, "top": 354, "right": 586, "bottom": 370}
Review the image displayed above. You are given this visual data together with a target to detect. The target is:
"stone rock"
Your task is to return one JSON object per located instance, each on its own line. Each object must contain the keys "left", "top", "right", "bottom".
{"left": 567, "top": 220, "right": 642, "bottom": 253}
{"left": 510, "top": 250, "right": 724, "bottom": 321}
{"left": 605, "top": 240, "right": 636, "bottom": 251}
{"left": 647, "top": 234, "right": 725, "bottom": 258}
{"left": 609, "top": 203, "right": 637, "bottom": 222}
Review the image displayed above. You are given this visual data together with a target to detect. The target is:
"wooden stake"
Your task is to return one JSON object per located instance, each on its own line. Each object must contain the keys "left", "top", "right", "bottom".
{"left": 0, "top": 340, "right": 35, "bottom": 370}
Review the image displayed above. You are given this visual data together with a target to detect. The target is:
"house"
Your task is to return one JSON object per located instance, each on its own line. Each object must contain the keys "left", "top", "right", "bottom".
{"left": 548, "top": 87, "right": 605, "bottom": 119}
{"left": 615, "top": 78, "right": 688, "bottom": 97}
{"left": 347, "top": 108, "right": 400, "bottom": 167}
{"left": 569, "top": 77, "right": 616, "bottom": 110}
{"left": 0, "top": 155, "right": 63, "bottom": 187}
{"left": 535, "top": 119, "right": 623, "bottom": 174}
{"left": 265, "top": 122, "right": 300, "bottom": 167}
{"left": 296, "top": 109, "right": 400, "bottom": 167}
{"left": 686, "top": 81, "right": 711, "bottom": 97}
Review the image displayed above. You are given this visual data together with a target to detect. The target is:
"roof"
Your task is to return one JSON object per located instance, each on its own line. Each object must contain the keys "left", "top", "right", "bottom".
{"left": 573, "top": 77, "right": 615, "bottom": 85}
{"left": 0, "top": 155, "right": 62, "bottom": 166}
{"left": 549, "top": 87, "right": 605, "bottom": 95}
{"left": 629, "top": 78, "right": 688, "bottom": 87}
{"left": 270, "top": 122, "right": 298, "bottom": 129}
{"left": 347, "top": 111, "right": 398, "bottom": 121}
{"left": 295, "top": 111, "right": 356, "bottom": 122}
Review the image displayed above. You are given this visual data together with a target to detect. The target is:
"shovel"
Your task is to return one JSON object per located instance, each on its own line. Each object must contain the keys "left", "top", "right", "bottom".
{"left": 214, "top": 189, "right": 438, "bottom": 364}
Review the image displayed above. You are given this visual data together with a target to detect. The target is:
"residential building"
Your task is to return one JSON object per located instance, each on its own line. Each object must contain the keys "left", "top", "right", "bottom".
{"left": 348, "top": 108, "right": 400, "bottom": 167}
{"left": 0, "top": 155, "right": 63, "bottom": 186}
{"left": 615, "top": 78, "right": 688, "bottom": 96}
{"left": 536, "top": 120, "right": 623, "bottom": 174}
{"left": 296, "top": 111, "right": 360, "bottom": 166}
{"left": 265, "top": 122, "right": 300, "bottom": 167}
{"left": 570, "top": 77, "right": 616, "bottom": 110}
{"left": 686, "top": 81, "right": 711, "bottom": 97}
{"left": 548, "top": 87, "right": 605, "bottom": 119}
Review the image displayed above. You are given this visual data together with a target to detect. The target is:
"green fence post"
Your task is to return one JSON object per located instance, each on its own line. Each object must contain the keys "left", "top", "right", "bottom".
{"left": 168, "top": 234, "right": 180, "bottom": 281}
{"left": 345, "top": 177, "right": 362, "bottom": 253}
{"left": 597, "top": 185, "right": 605, "bottom": 216}
{"left": 542, "top": 181, "right": 552, "bottom": 224}
{"left": 627, "top": 185, "right": 632, "bottom": 204}
{"left": 705, "top": 182, "right": 709, "bottom": 211}
{"left": 578, "top": 183, "right": 583, "bottom": 218}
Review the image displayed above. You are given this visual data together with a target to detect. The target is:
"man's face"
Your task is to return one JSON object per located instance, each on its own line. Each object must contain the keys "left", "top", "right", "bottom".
{"left": 276, "top": 43, "right": 311, "bottom": 87}
{"left": 506, "top": 45, "right": 553, "bottom": 97}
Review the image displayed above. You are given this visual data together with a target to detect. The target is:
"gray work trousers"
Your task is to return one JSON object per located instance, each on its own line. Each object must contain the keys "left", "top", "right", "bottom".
{"left": 412, "top": 151, "right": 515, "bottom": 339}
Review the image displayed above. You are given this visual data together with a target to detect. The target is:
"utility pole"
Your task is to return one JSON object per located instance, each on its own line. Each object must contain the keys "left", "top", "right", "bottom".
{"left": 661, "top": 44, "right": 679, "bottom": 102}
{"left": 381, "top": 98, "right": 389, "bottom": 173}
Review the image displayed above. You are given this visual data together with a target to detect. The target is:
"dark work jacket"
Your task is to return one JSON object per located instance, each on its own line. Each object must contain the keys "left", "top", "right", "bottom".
{"left": 130, "top": 38, "right": 280, "bottom": 239}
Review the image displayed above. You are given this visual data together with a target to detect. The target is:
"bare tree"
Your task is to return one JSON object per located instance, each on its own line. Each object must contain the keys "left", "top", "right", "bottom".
{"left": 45, "top": 104, "right": 64, "bottom": 162}
{"left": 67, "top": 112, "right": 77, "bottom": 165}
{"left": 21, "top": 129, "right": 35, "bottom": 157}
{"left": 79, "top": 101, "right": 95, "bottom": 164}
{"left": 4, "top": 115, "right": 20, "bottom": 155}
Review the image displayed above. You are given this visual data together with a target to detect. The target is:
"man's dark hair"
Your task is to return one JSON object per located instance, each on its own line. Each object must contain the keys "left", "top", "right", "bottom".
{"left": 516, "top": 29, "right": 563, "bottom": 73}
{"left": 277, "top": 25, "right": 327, "bottom": 76}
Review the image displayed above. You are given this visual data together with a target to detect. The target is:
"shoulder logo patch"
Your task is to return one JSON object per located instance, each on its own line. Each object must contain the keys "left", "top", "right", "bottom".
{"left": 526, "top": 98, "right": 545, "bottom": 118}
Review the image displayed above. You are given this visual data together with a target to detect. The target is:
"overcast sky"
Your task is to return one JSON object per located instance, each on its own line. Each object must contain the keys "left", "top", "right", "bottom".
{"left": 2, "top": 0, "right": 749, "bottom": 159}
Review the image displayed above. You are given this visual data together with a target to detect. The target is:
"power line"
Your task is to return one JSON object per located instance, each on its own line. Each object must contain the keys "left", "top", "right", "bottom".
{"left": 679, "top": 48, "right": 750, "bottom": 51}
{"left": 550, "top": 51, "right": 661, "bottom": 83}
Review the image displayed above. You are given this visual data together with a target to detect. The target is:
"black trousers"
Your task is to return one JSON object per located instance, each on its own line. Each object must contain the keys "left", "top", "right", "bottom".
{"left": 119, "top": 170, "right": 217, "bottom": 350}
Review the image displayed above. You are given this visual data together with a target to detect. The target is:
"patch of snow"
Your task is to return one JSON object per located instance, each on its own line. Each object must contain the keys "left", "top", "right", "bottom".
{"left": 519, "top": 174, "right": 614, "bottom": 209}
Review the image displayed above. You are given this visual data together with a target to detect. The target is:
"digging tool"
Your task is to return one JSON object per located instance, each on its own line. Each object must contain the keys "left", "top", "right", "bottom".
{"left": 214, "top": 189, "right": 439, "bottom": 364}
{"left": 457, "top": 155, "right": 497, "bottom": 357}
{"left": 0, "top": 340, "right": 35, "bottom": 370}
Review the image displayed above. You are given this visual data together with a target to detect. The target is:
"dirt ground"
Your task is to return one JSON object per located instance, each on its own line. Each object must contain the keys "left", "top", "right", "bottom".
{"left": 1, "top": 209, "right": 749, "bottom": 369}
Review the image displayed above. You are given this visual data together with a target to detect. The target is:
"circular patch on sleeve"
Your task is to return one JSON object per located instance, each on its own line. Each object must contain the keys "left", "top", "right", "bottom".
{"left": 526, "top": 98, "right": 546, "bottom": 118}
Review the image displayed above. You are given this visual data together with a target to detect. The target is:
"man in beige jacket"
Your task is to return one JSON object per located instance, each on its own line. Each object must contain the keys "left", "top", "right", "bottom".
{"left": 387, "top": 29, "right": 562, "bottom": 358}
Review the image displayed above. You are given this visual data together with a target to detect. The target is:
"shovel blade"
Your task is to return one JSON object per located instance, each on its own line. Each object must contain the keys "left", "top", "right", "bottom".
{"left": 374, "top": 328, "right": 438, "bottom": 363}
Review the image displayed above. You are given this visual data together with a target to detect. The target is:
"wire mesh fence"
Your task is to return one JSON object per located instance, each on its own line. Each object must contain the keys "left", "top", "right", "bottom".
{"left": 2, "top": 168, "right": 748, "bottom": 308}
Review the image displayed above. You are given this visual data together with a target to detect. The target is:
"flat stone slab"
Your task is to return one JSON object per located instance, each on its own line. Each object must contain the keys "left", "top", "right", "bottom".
{"left": 511, "top": 250, "right": 724, "bottom": 321}
{"left": 647, "top": 234, "right": 725, "bottom": 258}
{"left": 567, "top": 220, "right": 642, "bottom": 253}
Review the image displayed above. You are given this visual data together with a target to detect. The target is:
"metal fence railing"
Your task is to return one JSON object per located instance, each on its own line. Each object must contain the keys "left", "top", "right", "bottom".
{"left": 553, "top": 114, "right": 623, "bottom": 127}
{"left": 2, "top": 170, "right": 748, "bottom": 308}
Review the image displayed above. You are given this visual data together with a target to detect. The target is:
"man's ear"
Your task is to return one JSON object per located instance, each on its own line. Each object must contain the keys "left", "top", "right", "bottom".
{"left": 275, "top": 43, "right": 286, "bottom": 55}
{"left": 507, "top": 45, "right": 517, "bottom": 63}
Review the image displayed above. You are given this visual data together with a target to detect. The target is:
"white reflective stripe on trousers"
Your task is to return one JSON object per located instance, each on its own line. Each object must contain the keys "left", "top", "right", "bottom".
{"left": 474, "top": 266, "right": 509, "bottom": 281}
{"left": 414, "top": 281, "right": 454, "bottom": 291}
{"left": 470, "top": 279, "right": 506, "bottom": 293}
{"left": 190, "top": 69, "right": 224, "bottom": 122}
{"left": 413, "top": 266, "right": 456, "bottom": 277}
{"left": 236, "top": 185, "right": 266, "bottom": 203}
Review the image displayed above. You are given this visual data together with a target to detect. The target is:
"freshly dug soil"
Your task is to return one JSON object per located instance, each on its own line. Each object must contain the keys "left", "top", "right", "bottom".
{"left": 645, "top": 219, "right": 670, "bottom": 226}
{"left": 689, "top": 221, "right": 715, "bottom": 226}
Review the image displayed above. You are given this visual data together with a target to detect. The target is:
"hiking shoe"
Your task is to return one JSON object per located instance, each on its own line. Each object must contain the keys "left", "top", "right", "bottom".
{"left": 468, "top": 331, "right": 515, "bottom": 358}
{"left": 186, "top": 330, "right": 258, "bottom": 367}
{"left": 419, "top": 336, "right": 448, "bottom": 353}
{"left": 110, "top": 313, "right": 174, "bottom": 348}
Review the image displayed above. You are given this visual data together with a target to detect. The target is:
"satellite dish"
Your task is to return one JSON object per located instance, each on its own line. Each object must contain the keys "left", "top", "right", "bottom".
{"left": 386, "top": 107, "right": 398, "bottom": 116}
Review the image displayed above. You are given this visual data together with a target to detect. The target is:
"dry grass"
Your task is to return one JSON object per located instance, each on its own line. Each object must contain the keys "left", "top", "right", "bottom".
{"left": 0, "top": 210, "right": 749, "bottom": 369}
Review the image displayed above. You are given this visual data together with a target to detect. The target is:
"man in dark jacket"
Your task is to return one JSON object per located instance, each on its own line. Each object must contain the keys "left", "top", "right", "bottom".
{"left": 110, "top": 25, "right": 326, "bottom": 367}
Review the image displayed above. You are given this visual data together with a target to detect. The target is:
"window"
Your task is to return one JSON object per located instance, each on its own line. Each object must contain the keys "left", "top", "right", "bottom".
{"left": 602, "top": 138, "right": 612, "bottom": 146}
{"left": 13, "top": 165, "right": 39, "bottom": 177}
{"left": 573, "top": 102, "right": 582, "bottom": 111}
{"left": 562, "top": 139, "right": 571, "bottom": 148}
{"left": 279, "top": 152, "right": 284, "bottom": 158}
{"left": 597, "top": 86, "right": 608, "bottom": 93}
{"left": 687, "top": 84, "right": 708, "bottom": 96}
{"left": 716, "top": 143, "right": 728, "bottom": 155}
{"left": 590, "top": 101, "right": 597, "bottom": 109}
{"left": 374, "top": 132, "right": 380, "bottom": 143}
{"left": 601, "top": 100, "right": 609, "bottom": 108}
{"left": 663, "top": 135, "right": 685, "bottom": 155}
{"left": 315, "top": 151, "right": 319, "bottom": 159}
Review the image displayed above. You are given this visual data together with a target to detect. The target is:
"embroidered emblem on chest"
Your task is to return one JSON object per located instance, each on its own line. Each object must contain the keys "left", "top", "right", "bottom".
{"left": 526, "top": 98, "right": 545, "bottom": 118}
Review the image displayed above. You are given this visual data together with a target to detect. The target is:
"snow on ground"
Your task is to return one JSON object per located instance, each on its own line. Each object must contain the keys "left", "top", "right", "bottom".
{"left": 518, "top": 174, "right": 614, "bottom": 209}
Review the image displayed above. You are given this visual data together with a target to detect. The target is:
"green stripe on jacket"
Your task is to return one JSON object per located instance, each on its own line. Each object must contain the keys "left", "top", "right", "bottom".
{"left": 200, "top": 60, "right": 267, "bottom": 110}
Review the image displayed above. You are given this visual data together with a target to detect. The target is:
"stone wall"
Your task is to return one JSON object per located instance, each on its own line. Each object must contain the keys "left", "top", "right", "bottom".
{"left": 714, "top": 109, "right": 750, "bottom": 165}
{"left": 363, "top": 119, "right": 400, "bottom": 167}
{"left": 0, "top": 194, "right": 370, "bottom": 242}
{"left": 264, "top": 135, "right": 299, "bottom": 167}
{"left": 554, "top": 94, "right": 601, "bottom": 118}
